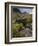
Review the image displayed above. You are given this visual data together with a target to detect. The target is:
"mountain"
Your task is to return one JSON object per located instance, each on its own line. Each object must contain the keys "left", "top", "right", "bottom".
{"left": 13, "top": 8, "right": 21, "bottom": 13}
{"left": 13, "top": 8, "right": 32, "bottom": 14}
{"left": 13, "top": 8, "right": 28, "bottom": 14}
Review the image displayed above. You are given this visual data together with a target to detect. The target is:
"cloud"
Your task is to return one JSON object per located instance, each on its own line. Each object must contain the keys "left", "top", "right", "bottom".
{"left": 18, "top": 8, "right": 32, "bottom": 13}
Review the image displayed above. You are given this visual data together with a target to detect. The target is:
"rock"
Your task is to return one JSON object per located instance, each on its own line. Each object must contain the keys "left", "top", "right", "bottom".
{"left": 20, "top": 28, "right": 32, "bottom": 37}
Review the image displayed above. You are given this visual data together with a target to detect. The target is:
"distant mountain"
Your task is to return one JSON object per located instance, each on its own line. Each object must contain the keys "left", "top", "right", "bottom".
{"left": 21, "top": 12, "right": 29, "bottom": 14}
{"left": 13, "top": 8, "right": 21, "bottom": 13}
{"left": 13, "top": 8, "right": 32, "bottom": 14}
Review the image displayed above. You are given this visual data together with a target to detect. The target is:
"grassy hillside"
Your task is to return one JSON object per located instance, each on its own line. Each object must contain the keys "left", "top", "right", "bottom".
{"left": 11, "top": 13, "right": 32, "bottom": 37}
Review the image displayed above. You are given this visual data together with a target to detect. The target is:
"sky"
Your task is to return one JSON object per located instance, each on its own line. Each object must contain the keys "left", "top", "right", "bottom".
{"left": 18, "top": 8, "right": 32, "bottom": 13}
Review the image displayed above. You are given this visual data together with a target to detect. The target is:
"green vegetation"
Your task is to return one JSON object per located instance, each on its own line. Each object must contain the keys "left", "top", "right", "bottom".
{"left": 12, "top": 13, "right": 32, "bottom": 37}
{"left": 13, "top": 23, "right": 24, "bottom": 31}
{"left": 12, "top": 23, "right": 24, "bottom": 37}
